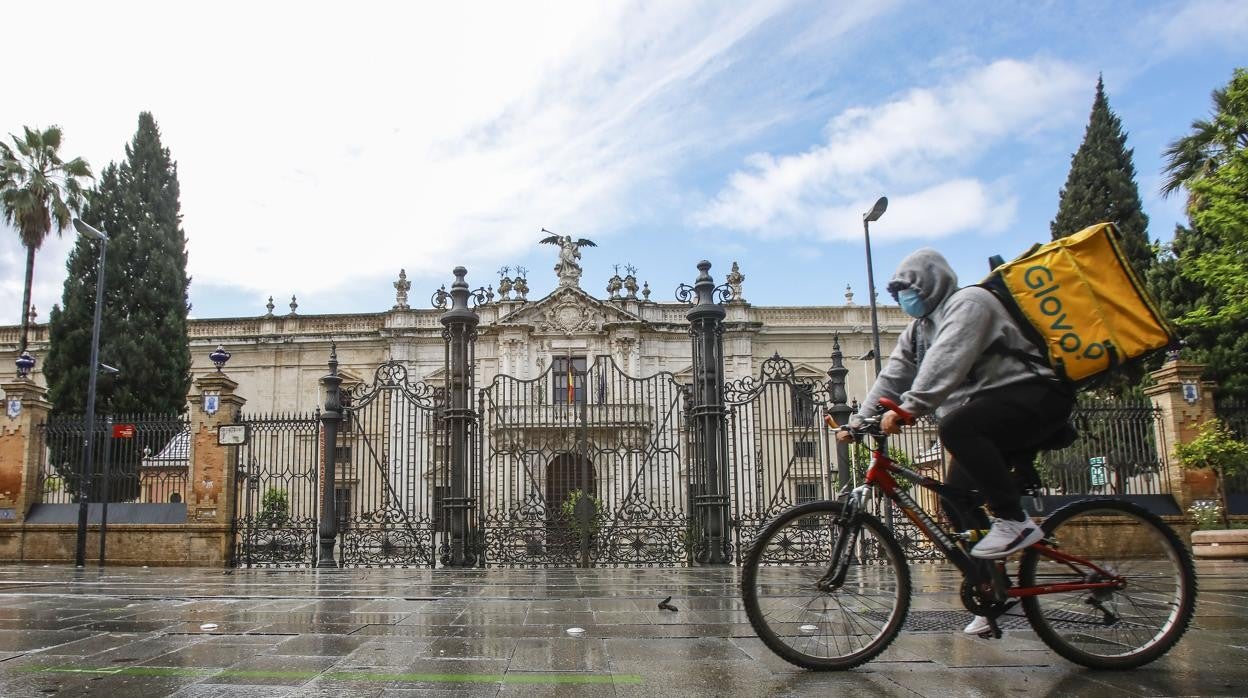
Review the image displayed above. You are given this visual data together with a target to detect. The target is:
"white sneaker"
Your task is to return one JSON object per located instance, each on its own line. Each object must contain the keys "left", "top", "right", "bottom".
{"left": 963, "top": 615, "right": 991, "bottom": 635}
{"left": 970, "top": 516, "right": 1043, "bottom": 559}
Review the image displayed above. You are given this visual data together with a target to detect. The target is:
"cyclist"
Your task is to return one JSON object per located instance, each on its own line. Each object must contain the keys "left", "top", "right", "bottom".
{"left": 837, "top": 248, "right": 1074, "bottom": 629}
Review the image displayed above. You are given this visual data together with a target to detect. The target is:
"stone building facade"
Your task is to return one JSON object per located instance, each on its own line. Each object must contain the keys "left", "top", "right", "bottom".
{"left": 1, "top": 258, "right": 905, "bottom": 417}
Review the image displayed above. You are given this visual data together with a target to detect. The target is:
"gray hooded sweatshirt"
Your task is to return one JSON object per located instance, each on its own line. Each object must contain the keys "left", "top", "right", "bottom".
{"left": 853, "top": 248, "right": 1057, "bottom": 424}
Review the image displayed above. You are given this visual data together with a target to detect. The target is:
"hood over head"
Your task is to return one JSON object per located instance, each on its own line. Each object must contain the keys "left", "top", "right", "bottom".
{"left": 885, "top": 248, "right": 958, "bottom": 308}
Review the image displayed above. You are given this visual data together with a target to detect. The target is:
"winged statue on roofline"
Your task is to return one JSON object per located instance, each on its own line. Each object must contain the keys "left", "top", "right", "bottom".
{"left": 540, "top": 228, "right": 596, "bottom": 287}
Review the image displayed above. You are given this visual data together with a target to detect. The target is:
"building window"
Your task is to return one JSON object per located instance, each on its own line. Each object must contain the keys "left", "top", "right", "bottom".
{"left": 792, "top": 386, "right": 816, "bottom": 427}
{"left": 794, "top": 440, "right": 817, "bottom": 459}
{"left": 553, "top": 356, "right": 587, "bottom": 405}
{"left": 795, "top": 479, "right": 822, "bottom": 505}
{"left": 334, "top": 445, "right": 352, "bottom": 464}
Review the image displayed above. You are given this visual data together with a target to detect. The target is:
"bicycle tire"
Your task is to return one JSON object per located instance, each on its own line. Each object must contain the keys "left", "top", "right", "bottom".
{"left": 741, "top": 500, "right": 910, "bottom": 671}
{"left": 1018, "top": 498, "right": 1197, "bottom": 670}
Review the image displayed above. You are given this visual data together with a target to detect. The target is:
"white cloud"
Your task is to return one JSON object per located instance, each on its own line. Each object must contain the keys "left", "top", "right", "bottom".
{"left": 10, "top": 0, "right": 903, "bottom": 324}
{"left": 1151, "top": 0, "right": 1248, "bottom": 55}
{"left": 694, "top": 58, "right": 1085, "bottom": 240}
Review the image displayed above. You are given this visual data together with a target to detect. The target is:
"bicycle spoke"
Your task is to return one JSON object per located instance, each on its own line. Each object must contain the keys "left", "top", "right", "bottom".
{"left": 742, "top": 502, "right": 910, "bottom": 670}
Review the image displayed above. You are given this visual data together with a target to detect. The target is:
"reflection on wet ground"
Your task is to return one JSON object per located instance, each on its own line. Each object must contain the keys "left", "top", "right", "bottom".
{"left": 0, "top": 561, "right": 1244, "bottom": 696}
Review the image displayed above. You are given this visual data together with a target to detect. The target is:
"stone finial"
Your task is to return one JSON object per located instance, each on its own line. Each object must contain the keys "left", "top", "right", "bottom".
{"left": 497, "top": 266, "right": 513, "bottom": 301}
{"left": 393, "top": 268, "right": 411, "bottom": 310}
{"left": 623, "top": 268, "right": 639, "bottom": 300}
{"left": 265, "top": 296, "right": 275, "bottom": 317}
{"left": 289, "top": 295, "right": 299, "bottom": 316}
{"left": 512, "top": 267, "right": 530, "bottom": 302}
{"left": 844, "top": 284, "right": 854, "bottom": 305}
{"left": 607, "top": 265, "right": 623, "bottom": 299}
{"left": 27, "top": 305, "right": 36, "bottom": 323}
{"left": 642, "top": 281, "right": 651, "bottom": 302}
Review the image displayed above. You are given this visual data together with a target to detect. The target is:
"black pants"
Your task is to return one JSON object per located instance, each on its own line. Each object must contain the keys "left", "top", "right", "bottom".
{"left": 938, "top": 380, "right": 1073, "bottom": 529}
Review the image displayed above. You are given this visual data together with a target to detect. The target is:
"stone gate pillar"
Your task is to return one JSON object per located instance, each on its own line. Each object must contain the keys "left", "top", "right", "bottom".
{"left": 1143, "top": 357, "right": 1218, "bottom": 512}
{"left": 187, "top": 365, "right": 246, "bottom": 564}
{"left": 437, "top": 267, "right": 484, "bottom": 567}
{"left": 682, "top": 261, "right": 731, "bottom": 565}
{"left": 0, "top": 379, "right": 52, "bottom": 526}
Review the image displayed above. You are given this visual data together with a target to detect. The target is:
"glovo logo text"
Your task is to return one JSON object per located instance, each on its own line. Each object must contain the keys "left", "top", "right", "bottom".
{"left": 1022, "top": 265, "right": 1106, "bottom": 362}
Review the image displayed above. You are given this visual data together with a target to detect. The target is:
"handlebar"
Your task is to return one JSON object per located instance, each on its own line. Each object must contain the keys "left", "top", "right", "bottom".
{"left": 877, "top": 397, "right": 915, "bottom": 426}
{"left": 831, "top": 398, "right": 915, "bottom": 440}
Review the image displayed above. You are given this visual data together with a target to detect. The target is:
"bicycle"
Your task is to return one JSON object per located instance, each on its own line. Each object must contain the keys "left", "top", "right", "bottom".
{"left": 741, "top": 397, "right": 1197, "bottom": 671}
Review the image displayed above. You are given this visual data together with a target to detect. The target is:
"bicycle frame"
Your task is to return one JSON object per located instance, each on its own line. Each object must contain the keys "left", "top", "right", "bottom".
{"left": 852, "top": 434, "right": 1124, "bottom": 600}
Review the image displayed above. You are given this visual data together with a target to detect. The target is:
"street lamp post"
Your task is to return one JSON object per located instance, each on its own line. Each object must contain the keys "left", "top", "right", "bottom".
{"left": 862, "top": 197, "right": 888, "bottom": 377}
{"left": 72, "top": 218, "right": 109, "bottom": 568}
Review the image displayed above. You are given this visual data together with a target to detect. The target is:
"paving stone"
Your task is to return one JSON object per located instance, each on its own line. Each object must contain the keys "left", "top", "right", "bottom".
{"left": 0, "top": 560, "right": 1242, "bottom": 697}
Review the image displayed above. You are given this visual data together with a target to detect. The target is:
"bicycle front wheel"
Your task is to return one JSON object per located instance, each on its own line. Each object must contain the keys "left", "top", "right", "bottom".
{"left": 1019, "top": 498, "right": 1197, "bottom": 669}
{"left": 741, "top": 500, "right": 910, "bottom": 671}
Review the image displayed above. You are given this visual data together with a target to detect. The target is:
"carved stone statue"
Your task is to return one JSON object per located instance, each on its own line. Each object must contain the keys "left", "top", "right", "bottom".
{"left": 726, "top": 261, "right": 745, "bottom": 302}
{"left": 540, "top": 229, "right": 596, "bottom": 287}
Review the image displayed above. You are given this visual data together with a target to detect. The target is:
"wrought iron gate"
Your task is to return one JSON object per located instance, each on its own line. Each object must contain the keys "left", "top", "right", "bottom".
{"left": 335, "top": 363, "right": 443, "bottom": 567}
{"left": 724, "top": 354, "right": 836, "bottom": 561}
{"left": 477, "top": 355, "right": 691, "bottom": 567}
{"left": 233, "top": 412, "right": 321, "bottom": 567}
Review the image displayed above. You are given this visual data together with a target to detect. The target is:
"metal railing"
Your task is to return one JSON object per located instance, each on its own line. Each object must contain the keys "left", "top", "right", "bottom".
{"left": 1218, "top": 399, "right": 1248, "bottom": 495}
{"left": 37, "top": 413, "right": 190, "bottom": 505}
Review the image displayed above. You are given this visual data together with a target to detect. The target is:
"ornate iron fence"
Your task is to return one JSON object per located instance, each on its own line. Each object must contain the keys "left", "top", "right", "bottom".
{"left": 477, "top": 355, "right": 690, "bottom": 567}
{"left": 233, "top": 412, "right": 321, "bottom": 568}
{"left": 37, "top": 413, "right": 189, "bottom": 505}
{"left": 1033, "top": 397, "right": 1170, "bottom": 497}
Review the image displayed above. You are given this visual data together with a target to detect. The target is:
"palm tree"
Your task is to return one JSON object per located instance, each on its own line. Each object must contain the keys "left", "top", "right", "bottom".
{"left": 0, "top": 125, "right": 92, "bottom": 357}
{"left": 1160, "top": 69, "right": 1248, "bottom": 208}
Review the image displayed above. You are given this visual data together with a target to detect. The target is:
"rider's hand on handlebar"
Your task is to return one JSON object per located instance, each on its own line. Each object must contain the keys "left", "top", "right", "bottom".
{"left": 834, "top": 426, "right": 854, "bottom": 444}
{"left": 880, "top": 410, "right": 906, "bottom": 435}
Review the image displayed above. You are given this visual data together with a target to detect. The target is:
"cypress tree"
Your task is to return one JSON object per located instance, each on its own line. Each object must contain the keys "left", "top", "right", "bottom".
{"left": 47, "top": 112, "right": 191, "bottom": 415}
{"left": 44, "top": 113, "right": 191, "bottom": 500}
{"left": 1050, "top": 77, "right": 1154, "bottom": 397}
{"left": 1051, "top": 76, "right": 1152, "bottom": 274}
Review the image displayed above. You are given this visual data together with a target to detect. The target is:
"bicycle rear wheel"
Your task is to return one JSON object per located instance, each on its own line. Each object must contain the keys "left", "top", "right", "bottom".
{"left": 741, "top": 500, "right": 910, "bottom": 670}
{"left": 1018, "top": 498, "right": 1196, "bottom": 669}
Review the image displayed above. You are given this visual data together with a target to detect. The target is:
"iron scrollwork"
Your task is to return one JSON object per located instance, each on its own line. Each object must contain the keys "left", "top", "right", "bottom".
{"left": 675, "top": 282, "right": 737, "bottom": 305}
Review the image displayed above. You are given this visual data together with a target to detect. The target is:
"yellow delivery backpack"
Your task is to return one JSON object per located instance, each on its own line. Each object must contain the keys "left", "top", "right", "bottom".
{"left": 980, "top": 222, "right": 1177, "bottom": 388}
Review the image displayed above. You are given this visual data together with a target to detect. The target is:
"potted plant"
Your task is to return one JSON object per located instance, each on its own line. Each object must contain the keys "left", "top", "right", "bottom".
{"left": 1174, "top": 419, "right": 1248, "bottom": 558}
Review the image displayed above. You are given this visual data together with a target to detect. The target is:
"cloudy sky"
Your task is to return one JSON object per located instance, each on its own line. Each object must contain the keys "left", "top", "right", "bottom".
{"left": 1, "top": 0, "right": 1245, "bottom": 326}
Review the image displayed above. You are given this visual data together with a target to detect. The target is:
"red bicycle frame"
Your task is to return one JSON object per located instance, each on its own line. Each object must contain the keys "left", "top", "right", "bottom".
{"left": 856, "top": 397, "right": 1125, "bottom": 599}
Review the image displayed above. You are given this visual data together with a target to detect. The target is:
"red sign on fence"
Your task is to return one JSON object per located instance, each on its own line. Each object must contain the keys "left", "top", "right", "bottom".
{"left": 112, "top": 424, "right": 135, "bottom": 439}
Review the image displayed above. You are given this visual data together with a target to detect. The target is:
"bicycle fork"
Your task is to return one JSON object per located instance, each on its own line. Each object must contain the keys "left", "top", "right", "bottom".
{"left": 815, "top": 487, "right": 869, "bottom": 592}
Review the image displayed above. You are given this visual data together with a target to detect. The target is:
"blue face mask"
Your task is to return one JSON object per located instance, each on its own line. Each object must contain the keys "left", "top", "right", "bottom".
{"left": 897, "top": 288, "right": 929, "bottom": 318}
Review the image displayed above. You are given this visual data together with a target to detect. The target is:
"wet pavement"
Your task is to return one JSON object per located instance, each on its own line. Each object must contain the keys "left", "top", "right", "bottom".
{"left": 0, "top": 560, "right": 1244, "bottom": 697}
